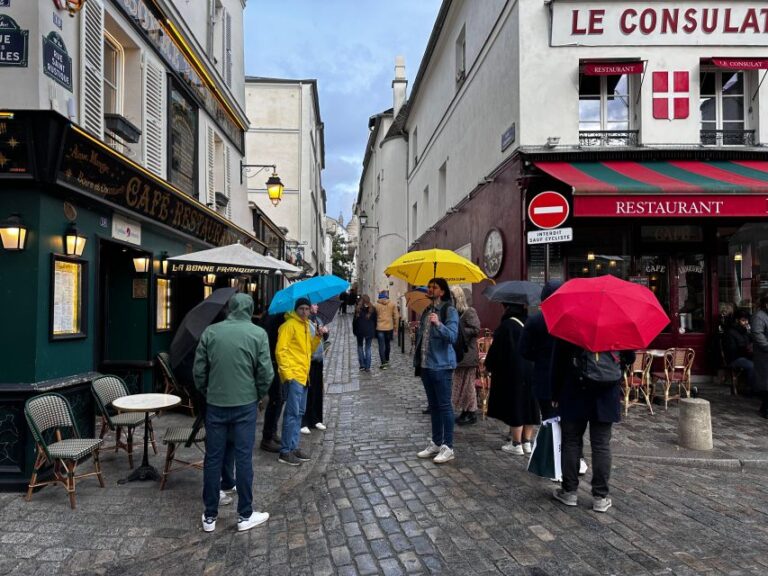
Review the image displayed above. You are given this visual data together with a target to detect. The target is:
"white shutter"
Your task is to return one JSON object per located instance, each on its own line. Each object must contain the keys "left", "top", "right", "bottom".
{"left": 143, "top": 56, "right": 166, "bottom": 177}
{"left": 80, "top": 0, "right": 104, "bottom": 138}
{"left": 206, "top": 126, "right": 215, "bottom": 207}
{"left": 224, "top": 145, "right": 231, "bottom": 219}
{"left": 224, "top": 9, "right": 232, "bottom": 87}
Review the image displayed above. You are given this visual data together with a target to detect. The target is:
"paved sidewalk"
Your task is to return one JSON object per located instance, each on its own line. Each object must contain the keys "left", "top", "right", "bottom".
{"left": 2, "top": 314, "right": 768, "bottom": 575}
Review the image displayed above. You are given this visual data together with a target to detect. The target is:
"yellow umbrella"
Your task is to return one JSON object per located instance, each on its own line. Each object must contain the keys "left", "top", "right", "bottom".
{"left": 384, "top": 248, "right": 489, "bottom": 285}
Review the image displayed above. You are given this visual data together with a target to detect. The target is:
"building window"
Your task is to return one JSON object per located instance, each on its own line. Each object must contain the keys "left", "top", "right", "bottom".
{"left": 169, "top": 83, "right": 198, "bottom": 196}
{"left": 700, "top": 70, "right": 751, "bottom": 146}
{"left": 411, "top": 127, "right": 418, "bottom": 168}
{"left": 455, "top": 25, "right": 466, "bottom": 86}
{"left": 156, "top": 277, "right": 172, "bottom": 332}
{"left": 578, "top": 73, "right": 636, "bottom": 146}
{"left": 438, "top": 161, "right": 447, "bottom": 216}
{"left": 103, "top": 34, "right": 122, "bottom": 115}
{"left": 411, "top": 202, "right": 418, "bottom": 240}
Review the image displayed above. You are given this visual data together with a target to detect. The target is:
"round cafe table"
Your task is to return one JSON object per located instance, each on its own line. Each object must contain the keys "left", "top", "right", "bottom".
{"left": 112, "top": 393, "right": 180, "bottom": 484}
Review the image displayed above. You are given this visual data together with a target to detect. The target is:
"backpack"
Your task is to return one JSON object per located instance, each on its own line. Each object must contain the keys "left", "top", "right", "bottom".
{"left": 573, "top": 350, "right": 623, "bottom": 387}
{"left": 439, "top": 305, "right": 468, "bottom": 363}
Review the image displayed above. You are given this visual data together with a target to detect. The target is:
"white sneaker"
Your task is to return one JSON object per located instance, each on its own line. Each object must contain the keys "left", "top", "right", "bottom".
{"left": 300, "top": 426, "right": 311, "bottom": 435}
{"left": 433, "top": 445, "right": 455, "bottom": 464}
{"left": 237, "top": 511, "right": 269, "bottom": 532}
{"left": 579, "top": 458, "right": 589, "bottom": 475}
{"left": 501, "top": 441, "right": 524, "bottom": 455}
{"left": 417, "top": 440, "right": 440, "bottom": 458}
{"left": 219, "top": 490, "right": 233, "bottom": 506}
{"left": 201, "top": 514, "right": 216, "bottom": 533}
{"left": 315, "top": 422, "right": 327, "bottom": 431}
{"left": 522, "top": 441, "right": 532, "bottom": 455}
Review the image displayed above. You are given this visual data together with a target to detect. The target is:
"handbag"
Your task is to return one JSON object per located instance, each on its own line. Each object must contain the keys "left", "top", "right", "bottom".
{"left": 526, "top": 417, "right": 562, "bottom": 481}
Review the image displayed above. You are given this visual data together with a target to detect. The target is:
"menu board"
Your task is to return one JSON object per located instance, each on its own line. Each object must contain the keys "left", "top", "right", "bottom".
{"left": 52, "top": 259, "right": 82, "bottom": 336}
{"left": 156, "top": 278, "right": 171, "bottom": 331}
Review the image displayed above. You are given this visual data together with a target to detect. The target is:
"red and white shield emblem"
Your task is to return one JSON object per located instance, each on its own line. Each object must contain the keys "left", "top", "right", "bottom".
{"left": 652, "top": 71, "right": 689, "bottom": 120}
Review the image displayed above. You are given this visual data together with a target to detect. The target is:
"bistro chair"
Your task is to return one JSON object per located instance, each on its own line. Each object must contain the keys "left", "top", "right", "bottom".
{"left": 156, "top": 352, "right": 195, "bottom": 416}
{"left": 408, "top": 321, "right": 420, "bottom": 354}
{"left": 160, "top": 381, "right": 207, "bottom": 490}
{"left": 24, "top": 393, "right": 105, "bottom": 509}
{"left": 474, "top": 335, "right": 494, "bottom": 419}
{"left": 622, "top": 351, "right": 654, "bottom": 416}
{"left": 92, "top": 375, "right": 157, "bottom": 468}
{"left": 718, "top": 338, "right": 745, "bottom": 396}
{"left": 652, "top": 348, "right": 695, "bottom": 409}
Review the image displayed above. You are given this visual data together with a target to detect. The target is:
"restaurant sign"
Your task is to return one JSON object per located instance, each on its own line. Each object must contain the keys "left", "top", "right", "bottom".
{"left": 42, "top": 32, "right": 72, "bottom": 91}
{"left": 575, "top": 195, "right": 768, "bottom": 217}
{"left": 0, "top": 15, "right": 29, "bottom": 67}
{"left": 168, "top": 262, "right": 269, "bottom": 275}
{"left": 552, "top": 2, "right": 768, "bottom": 46}
{"left": 56, "top": 126, "right": 246, "bottom": 247}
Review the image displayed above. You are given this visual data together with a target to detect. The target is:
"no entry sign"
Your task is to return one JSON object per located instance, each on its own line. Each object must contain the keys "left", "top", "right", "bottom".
{"left": 528, "top": 191, "right": 569, "bottom": 229}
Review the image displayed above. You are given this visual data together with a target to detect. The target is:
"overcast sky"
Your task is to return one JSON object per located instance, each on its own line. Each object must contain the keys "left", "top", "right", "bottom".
{"left": 243, "top": 0, "right": 442, "bottom": 224}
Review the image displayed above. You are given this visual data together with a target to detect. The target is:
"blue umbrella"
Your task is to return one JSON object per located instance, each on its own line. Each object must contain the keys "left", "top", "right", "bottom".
{"left": 268, "top": 275, "right": 350, "bottom": 314}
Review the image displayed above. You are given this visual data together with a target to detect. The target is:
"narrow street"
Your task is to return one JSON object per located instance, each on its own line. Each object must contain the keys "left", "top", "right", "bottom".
{"left": 1, "top": 314, "right": 767, "bottom": 575}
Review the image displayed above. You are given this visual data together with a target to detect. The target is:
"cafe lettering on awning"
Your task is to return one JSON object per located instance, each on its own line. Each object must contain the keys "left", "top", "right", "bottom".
{"left": 712, "top": 57, "right": 768, "bottom": 70}
{"left": 0, "top": 15, "right": 29, "bottom": 67}
{"left": 583, "top": 61, "right": 644, "bottom": 76}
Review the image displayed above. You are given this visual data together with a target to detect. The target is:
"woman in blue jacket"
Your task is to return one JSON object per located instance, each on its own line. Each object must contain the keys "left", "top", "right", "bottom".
{"left": 352, "top": 295, "right": 377, "bottom": 372}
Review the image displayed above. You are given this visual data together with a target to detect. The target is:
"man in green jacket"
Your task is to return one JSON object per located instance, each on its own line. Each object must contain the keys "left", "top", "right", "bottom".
{"left": 194, "top": 293, "right": 274, "bottom": 533}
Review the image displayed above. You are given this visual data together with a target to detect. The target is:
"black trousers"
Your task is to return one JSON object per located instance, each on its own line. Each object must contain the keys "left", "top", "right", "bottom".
{"left": 561, "top": 419, "right": 612, "bottom": 498}
{"left": 302, "top": 361, "right": 324, "bottom": 427}
{"left": 261, "top": 365, "right": 283, "bottom": 441}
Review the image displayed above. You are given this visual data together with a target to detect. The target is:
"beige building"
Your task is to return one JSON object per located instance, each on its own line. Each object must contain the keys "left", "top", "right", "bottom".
{"left": 244, "top": 77, "right": 327, "bottom": 274}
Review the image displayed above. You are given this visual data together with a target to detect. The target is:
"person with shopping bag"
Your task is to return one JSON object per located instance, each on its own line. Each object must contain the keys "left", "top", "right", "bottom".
{"left": 549, "top": 339, "right": 634, "bottom": 513}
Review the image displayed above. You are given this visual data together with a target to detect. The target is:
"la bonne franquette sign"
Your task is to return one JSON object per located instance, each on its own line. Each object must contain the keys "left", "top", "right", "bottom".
{"left": 551, "top": 2, "right": 768, "bottom": 46}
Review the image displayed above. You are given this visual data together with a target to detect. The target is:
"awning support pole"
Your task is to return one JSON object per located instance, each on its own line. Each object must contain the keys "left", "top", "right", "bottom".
{"left": 636, "top": 61, "right": 648, "bottom": 105}
{"left": 752, "top": 70, "right": 768, "bottom": 102}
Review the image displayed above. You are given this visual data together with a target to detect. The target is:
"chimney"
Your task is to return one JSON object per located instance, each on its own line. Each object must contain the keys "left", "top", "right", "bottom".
{"left": 392, "top": 56, "right": 407, "bottom": 117}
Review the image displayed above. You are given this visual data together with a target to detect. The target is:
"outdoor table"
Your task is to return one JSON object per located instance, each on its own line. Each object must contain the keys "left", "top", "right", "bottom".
{"left": 112, "top": 393, "right": 180, "bottom": 484}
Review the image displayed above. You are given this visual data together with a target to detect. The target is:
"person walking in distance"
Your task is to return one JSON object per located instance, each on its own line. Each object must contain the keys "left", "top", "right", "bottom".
{"left": 275, "top": 298, "right": 325, "bottom": 466}
{"left": 375, "top": 290, "right": 400, "bottom": 370}
{"left": 449, "top": 286, "right": 481, "bottom": 426}
{"left": 414, "top": 278, "right": 459, "bottom": 464}
{"left": 352, "top": 295, "right": 377, "bottom": 372}
{"left": 193, "top": 293, "right": 274, "bottom": 533}
{"left": 301, "top": 304, "right": 329, "bottom": 435}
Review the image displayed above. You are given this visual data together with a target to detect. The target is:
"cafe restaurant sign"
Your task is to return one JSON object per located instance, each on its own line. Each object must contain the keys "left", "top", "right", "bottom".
{"left": 0, "top": 15, "right": 29, "bottom": 67}
{"left": 56, "top": 126, "right": 246, "bottom": 247}
{"left": 551, "top": 2, "right": 768, "bottom": 46}
{"left": 575, "top": 195, "right": 768, "bottom": 217}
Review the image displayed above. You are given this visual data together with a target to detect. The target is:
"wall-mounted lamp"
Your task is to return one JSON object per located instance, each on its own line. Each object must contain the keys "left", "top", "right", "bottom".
{"left": 229, "top": 278, "right": 239, "bottom": 288}
{"left": 133, "top": 256, "right": 150, "bottom": 273}
{"left": 248, "top": 281, "right": 257, "bottom": 293}
{"left": 54, "top": 0, "right": 88, "bottom": 17}
{"left": 204, "top": 273, "right": 217, "bottom": 286}
{"left": 734, "top": 251, "right": 743, "bottom": 262}
{"left": 64, "top": 223, "right": 87, "bottom": 256}
{"left": 159, "top": 251, "right": 169, "bottom": 275}
{"left": 0, "top": 213, "right": 28, "bottom": 251}
{"left": 609, "top": 259, "right": 617, "bottom": 268}
{"left": 240, "top": 162, "right": 284, "bottom": 206}
{"left": 587, "top": 251, "right": 596, "bottom": 261}
{"left": 358, "top": 211, "right": 379, "bottom": 229}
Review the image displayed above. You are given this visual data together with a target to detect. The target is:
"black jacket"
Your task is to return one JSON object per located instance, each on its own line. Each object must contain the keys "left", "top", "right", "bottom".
{"left": 724, "top": 324, "right": 752, "bottom": 364}
{"left": 352, "top": 307, "right": 377, "bottom": 339}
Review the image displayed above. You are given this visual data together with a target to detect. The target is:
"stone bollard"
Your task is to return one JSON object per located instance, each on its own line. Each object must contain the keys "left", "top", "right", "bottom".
{"left": 678, "top": 398, "right": 713, "bottom": 450}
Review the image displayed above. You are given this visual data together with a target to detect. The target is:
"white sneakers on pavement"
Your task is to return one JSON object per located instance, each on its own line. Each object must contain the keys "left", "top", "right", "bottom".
{"left": 579, "top": 458, "right": 589, "bottom": 475}
{"left": 237, "top": 511, "right": 270, "bottom": 532}
{"left": 553, "top": 488, "right": 578, "bottom": 507}
{"left": 219, "top": 490, "right": 233, "bottom": 506}
{"left": 417, "top": 440, "right": 440, "bottom": 458}
{"left": 433, "top": 445, "right": 455, "bottom": 464}
{"left": 592, "top": 497, "right": 612, "bottom": 513}
{"left": 522, "top": 441, "right": 532, "bottom": 455}
{"left": 501, "top": 441, "right": 524, "bottom": 455}
{"left": 201, "top": 514, "right": 216, "bottom": 532}
{"left": 315, "top": 422, "right": 327, "bottom": 431}
{"left": 300, "top": 426, "right": 311, "bottom": 435}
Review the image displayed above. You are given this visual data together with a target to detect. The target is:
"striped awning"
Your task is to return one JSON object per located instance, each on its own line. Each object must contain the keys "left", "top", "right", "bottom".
{"left": 535, "top": 160, "right": 768, "bottom": 195}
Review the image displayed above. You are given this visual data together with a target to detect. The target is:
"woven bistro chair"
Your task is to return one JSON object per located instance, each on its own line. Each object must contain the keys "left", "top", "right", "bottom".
{"left": 622, "top": 351, "right": 654, "bottom": 416}
{"left": 92, "top": 375, "right": 157, "bottom": 468}
{"left": 474, "top": 335, "right": 494, "bottom": 419}
{"left": 160, "top": 382, "right": 207, "bottom": 490}
{"left": 651, "top": 348, "right": 695, "bottom": 409}
{"left": 156, "top": 352, "right": 195, "bottom": 416}
{"left": 408, "top": 321, "right": 420, "bottom": 354}
{"left": 24, "top": 393, "right": 105, "bottom": 509}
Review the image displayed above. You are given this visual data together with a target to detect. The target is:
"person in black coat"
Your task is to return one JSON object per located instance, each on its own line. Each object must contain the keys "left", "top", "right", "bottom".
{"left": 485, "top": 303, "right": 541, "bottom": 455}
{"left": 259, "top": 311, "right": 287, "bottom": 452}
{"left": 352, "top": 295, "right": 377, "bottom": 372}
{"left": 550, "top": 340, "right": 634, "bottom": 513}
{"left": 724, "top": 310, "right": 755, "bottom": 389}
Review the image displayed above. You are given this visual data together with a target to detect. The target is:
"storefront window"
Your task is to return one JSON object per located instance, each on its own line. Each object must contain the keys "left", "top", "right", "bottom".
{"left": 717, "top": 224, "right": 768, "bottom": 317}
{"left": 156, "top": 277, "right": 172, "bottom": 332}
{"left": 51, "top": 256, "right": 88, "bottom": 339}
{"left": 675, "top": 253, "right": 706, "bottom": 334}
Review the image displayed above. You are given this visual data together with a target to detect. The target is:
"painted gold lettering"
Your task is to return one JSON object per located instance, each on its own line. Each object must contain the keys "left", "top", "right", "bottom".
{"left": 126, "top": 177, "right": 141, "bottom": 207}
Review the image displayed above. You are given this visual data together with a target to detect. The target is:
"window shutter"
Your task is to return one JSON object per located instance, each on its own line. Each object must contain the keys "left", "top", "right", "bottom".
{"left": 224, "top": 10, "right": 232, "bottom": 87}
{"left": 80, "top": 0, "right": 104, "bottom": 139}
{"left": 206, "top": 126, "right": 215, "bottom": 207}
{"left": 143, "top": 56, "right": 166, "bottom": 177}
{"left": 224, "top": 145, "right": 232, "bottom": 219}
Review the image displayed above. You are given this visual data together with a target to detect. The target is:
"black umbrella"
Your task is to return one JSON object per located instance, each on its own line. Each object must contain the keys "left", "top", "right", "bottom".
{"left": 316, "top": 297, "right": 342, "bottom": 325}
{"left": 482, "top": 280, "right": 542, "bottom": 306}
{"left": 170, "top": 287, "right": 237, "bottom": 371}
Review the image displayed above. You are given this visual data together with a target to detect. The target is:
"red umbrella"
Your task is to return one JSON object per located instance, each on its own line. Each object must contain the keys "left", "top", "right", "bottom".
{"left": 540, "top": 275, "right": 669, "bottom": 352}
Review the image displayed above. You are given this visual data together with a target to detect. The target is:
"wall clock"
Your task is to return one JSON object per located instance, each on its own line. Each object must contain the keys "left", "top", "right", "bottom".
{"left": 483, "top": 228, "right": 504, "bottom": 278}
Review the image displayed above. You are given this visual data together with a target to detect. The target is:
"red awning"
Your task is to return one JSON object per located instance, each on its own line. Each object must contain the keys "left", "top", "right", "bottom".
{"left": 583, "top": 61, "right": 644, "bottom": 76}
{"left": 712, "top": 58, "right": 768, "bottom": 70}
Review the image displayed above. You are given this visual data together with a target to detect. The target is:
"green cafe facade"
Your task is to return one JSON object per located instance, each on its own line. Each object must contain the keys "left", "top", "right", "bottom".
{"left": 0, "top": 110, "right": 281, "bottom": 489}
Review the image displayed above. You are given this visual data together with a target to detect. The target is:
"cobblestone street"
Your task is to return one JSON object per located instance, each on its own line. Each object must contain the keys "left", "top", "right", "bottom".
{"left": 2, "top": 314, "right": 768, "bottom": 576}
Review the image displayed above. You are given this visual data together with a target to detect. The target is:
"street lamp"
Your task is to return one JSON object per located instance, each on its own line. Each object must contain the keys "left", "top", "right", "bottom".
{"left": 358, "top": 211, "right": 378, "bottom": 229}
{"left": 240, "top": 162, "right": 284, "bottom": 206}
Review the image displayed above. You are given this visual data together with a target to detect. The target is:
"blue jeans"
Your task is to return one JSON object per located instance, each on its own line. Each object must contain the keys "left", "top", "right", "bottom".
{"left": 357, "top": 337, "right": 373, "bottom": 369}
{"left": 280, "top": 380, "right": 308, "bottom": 454}
{"left": 421, "top": 368, "right": 454, "bottom": 448}
{"left": 730, "top": 357, "right": 756, "bottom": 389}
{"left": 376, "top": 330, "right": 393, "bottom": 364}
{"left": 203, "top": 402, "right": 258, "bottom": 519}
